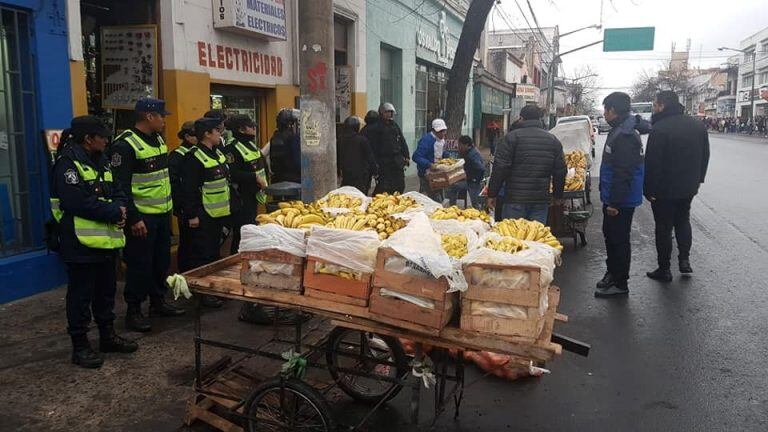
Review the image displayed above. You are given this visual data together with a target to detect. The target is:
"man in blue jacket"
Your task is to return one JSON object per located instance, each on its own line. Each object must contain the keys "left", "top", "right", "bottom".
{"left": 595, "top": 92, "right": 645, "bottom": 298}
{"left": 447, "top": 136, "right": 486, "bottom": 209}
{"left": 413, "top": 118, "right": 449, "bottom": 202}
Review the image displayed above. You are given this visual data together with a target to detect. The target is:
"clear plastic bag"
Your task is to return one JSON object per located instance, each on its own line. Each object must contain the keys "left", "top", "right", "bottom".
{"left": 379, "top": 288, "right": 436, "bottom": 309}
{"left": 430, "top": 158, "right": 465, "bottom": 172}
{"left": 430, "top": 219, "right": 481, "bottom": 253}
{"left": 249, "top": 260, "right": 296, "bottom": 276}
{"left": 306, "top": 226, "right": 380, "bottom": 273}
{"left": 391, "top": 191, "right": 443, "bottom": 220}
{"left": 317, "top": 186, "right": 371, "bottom": 214}
{"left": 470, "top": 301, "right": 528, "bottom": 319}
{"left": 314, "top": 261, "right": 363, "bottom": 281}
{"left": 239, "top": 224, "right": 307, "bottom": 257}
{"left": 383, "top": 213, "right": 467, "bottom": 292}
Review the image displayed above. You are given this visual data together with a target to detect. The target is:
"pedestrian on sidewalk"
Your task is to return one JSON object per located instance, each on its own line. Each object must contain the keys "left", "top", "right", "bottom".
{"left": 486, "top": 105, "right": 566, "bottom": 224}
{"left": 447, "top": 135, "right": 486, "bottom": 209}
{"left": 337, "top": 115, "right": 378, "bottom": 195}
{"left": 368, "top": 103, "right": 410, "bottom": 194}
{"left": 595, "top": 93, "right": 645, "bottom": 298}
{"left": 413, "top": 118, "right": 450, "bottom": 203}
{"left": 109, "top": 98, "right": 185, "bottom": 333}
{"left": 644, "top": 91, "right": 710, "bottom": 282}
{"left": 51, "top": 116, "right": 137, "bottom": 368}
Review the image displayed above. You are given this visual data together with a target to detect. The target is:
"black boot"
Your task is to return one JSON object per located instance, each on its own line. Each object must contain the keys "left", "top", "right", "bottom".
{"left": 201, "top": 295, "right": 224, "bottom": 309}
{"left": 125, "top": 307, "right": 152, "bottom": 332}
{"left": 647, "top": 268, "right": 673, "bottom": 282}
{"left": 99, "top": 326, "right": 138, "bottom": 353}
{"left": 150, "top": 298, "right": 186, "bottom": 317}
{"left": 71, "top": 336, "right": 103, "bottom": 369}
{"left": 596, "top": 272, "right": 616, "bottom": 289}
{"left": 594, "top": 280, "right": 629, "bottom": 298}
{"left": 238, "top": 303, "right": 272, "bottom": 325}
{"left": 679, "top": 259, "right": 693, "bottom": 276}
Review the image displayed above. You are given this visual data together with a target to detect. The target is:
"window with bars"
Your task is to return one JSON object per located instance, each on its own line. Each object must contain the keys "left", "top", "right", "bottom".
{"left": 415, "top": 62, "right": 448, "bottom": 139}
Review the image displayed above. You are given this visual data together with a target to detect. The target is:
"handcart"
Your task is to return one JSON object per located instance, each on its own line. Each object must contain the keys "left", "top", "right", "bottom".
{"left": 182, "top": 255, "right": 589, "bottom": 432}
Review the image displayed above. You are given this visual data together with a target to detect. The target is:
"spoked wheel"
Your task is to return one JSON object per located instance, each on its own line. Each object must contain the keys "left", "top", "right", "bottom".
{"left": 326, "top": 327, "right": 408, "bottom": 403}
{"left": 244, "top": 377, "right": 335, "bottom": 432}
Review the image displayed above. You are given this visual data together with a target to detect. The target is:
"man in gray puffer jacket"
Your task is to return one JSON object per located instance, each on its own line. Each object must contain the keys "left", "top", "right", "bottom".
{"left": 487, "top": 105, "right": 567, "bottom": 223}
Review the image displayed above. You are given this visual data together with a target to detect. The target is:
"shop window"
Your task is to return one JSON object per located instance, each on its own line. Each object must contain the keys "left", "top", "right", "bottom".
{"left": 0, "top": 7, "right": 42, "bottom": 257}
{"left": 211, "top": 84, "right": 265, "bottom": 146}
{"left": 415, "top": 62, "right": 448, "bottom": 138}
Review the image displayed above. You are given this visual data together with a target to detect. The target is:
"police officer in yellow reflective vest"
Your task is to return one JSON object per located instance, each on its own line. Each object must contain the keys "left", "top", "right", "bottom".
{"left": 109, "top": 98, "right": 185, "bottom": 333}
{"left": 179, "top": 118, "right": 238, "bottom": 290}
{"left": 51, "top": 116, "right": 137, "bottom": 369}
{"left": 222, "top": 114, "right": 268, "bottom": 254}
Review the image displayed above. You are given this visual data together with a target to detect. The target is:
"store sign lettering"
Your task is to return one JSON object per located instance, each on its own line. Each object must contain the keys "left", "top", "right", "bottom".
{"left": 197, "top": 41, "right": 283, "bottom": 77}
{"left": 416, "top": 11, "right": 455, "bottom": 65}
{"left": 213, "top": 0, "right": 287, "bottom": 40}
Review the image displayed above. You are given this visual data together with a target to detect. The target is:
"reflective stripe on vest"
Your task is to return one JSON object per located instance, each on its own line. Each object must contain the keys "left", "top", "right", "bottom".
{"left": 193, "top": 148, "right": 231, "bottom": 218}
{"left": 121, "top": 131, "right": 173, "bottom": 214}
{"left": 174, "top": 145, "right": 193, "bottom": 156}
{"left": 70, "top": 160, "right": 126, "bottom": 249}
{"left": 233, "top": 141, "right": 269, "bottom": 204}
{"left": 50, "top": 198, "right": 63, "bottom": 222}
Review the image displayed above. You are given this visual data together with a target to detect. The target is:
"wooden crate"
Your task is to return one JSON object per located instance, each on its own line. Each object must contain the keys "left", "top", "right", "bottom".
{"left": 302, "top": 256, "right": 372, "bottom": 306}
{"left": 426, "top": 167, "right": 466, "bottom": 190}
{"left": 369, "top": 248, "right": 457, "bottom": 331}
{"left": 240, "top": 250, "right": 304, "bottom": 295}
{"left": 459, "top": 262, "right": 549, "bottom": 339}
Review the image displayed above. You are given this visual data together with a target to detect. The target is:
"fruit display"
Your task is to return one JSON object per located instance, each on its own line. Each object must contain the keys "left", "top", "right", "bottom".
{"left": 325, "top": 212, "right": 407, "bottom": 241}
{"left": 484, "top": 236, "right": 529, "bottom": 254}
{"left": 492, "top": 218, "right": 563, "bottom": 251}
{"left": 256, "top": 201, "right": 331, "bottom": 229}
{"left": 435, "top": 158, "right": 459, "bottom": 167}
{"left": 441, "top": 234, "right": 469, "bottom": 259}
{"left": 430, "top": 206, "right": 491, "bottom": 224}
{"left": 565, "top": 150, "right": 588, "bottom": 169}
{"left": 367, "top": 192, "right": 418, "bottom": 215}
{"left": 316, "top": 193, "right": 363, "bottom": 209}
{"left": 562, "top": 150, "right": 588, "bottom": 192}
{"left": 564, "top": 168, "right": 587, "bottom": 191}
{"left": 315, "top": 262, "right": 361, "bottom": 280}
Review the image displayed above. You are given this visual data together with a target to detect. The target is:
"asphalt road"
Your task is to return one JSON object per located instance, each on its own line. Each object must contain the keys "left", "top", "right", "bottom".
{"left": 406, "top": 132, "right": 768, "bottom": 432}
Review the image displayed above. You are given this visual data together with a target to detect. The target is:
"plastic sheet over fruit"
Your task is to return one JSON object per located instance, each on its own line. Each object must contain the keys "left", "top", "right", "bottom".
{"left": 392, "top": 191, "right": 443, "bottom": 219}
{"left": 314, "top": 261, "right": 364, "bottom": 281}
{"left": 248, "top": 260, "right": 296, "bottom": 277}
{"left": 383, "top": 213, "right": 467, "bottom": 292}
{"left": 469, "top": 301, "right": 528, "bottom": 319}
{"left": 428, "top": 210, "right": 490, "bottom": 237}
{"left": 430, "top": 219, "right": 481, "bottom": 253}
{"left": 317, "top": 186, "right": 371, "bottom": 215}
{"left": 379, "top": 288, "right": 436, "bottom": 309}
{"left": 306, "top": 226, "right": 380, "bottom": 273}
{"left": 430, "top": 158, "right": 465, "bottom": 172}
{"left": 239, "top": 224, "right": 307, "bottom": 257}
{"left": 462, "top": 232, "right": 559, "bottom": 288}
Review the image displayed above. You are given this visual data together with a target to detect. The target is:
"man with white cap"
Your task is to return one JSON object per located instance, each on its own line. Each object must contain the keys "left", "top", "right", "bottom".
{"left": 412, "top": 118, "right": 450, "bottom": 202}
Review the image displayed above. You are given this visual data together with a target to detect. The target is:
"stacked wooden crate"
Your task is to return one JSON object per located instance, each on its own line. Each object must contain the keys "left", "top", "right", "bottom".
{"left": 240, "top": 250, "right": 304, "bottom": 296}
{"left": 302, "top": 256, "right": 373, "bottom": 307}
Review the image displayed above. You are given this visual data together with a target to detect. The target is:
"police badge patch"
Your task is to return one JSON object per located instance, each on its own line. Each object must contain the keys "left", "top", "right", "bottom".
{"left": 64, "top": 169, "right": 79, "bottom": 185}
{"left": 111, "top": 153, "right": 122, "bottom": 167}
{"left": 226, "top": 153, "right": 235, "bottom": 164}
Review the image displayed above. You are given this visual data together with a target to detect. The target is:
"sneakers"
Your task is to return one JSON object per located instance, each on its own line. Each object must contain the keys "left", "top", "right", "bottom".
{"left": 596, "top": 272, "right": 616, "bottom": 289}
{"left": 125, "top": 308, "right": 152, "bottom": 333}
{"left": 594, "top": 280, "right": 629, "bottom": 298}
{"left": 646, "top": 268, "right": 673, "bottom": 282}
{"left": 679, "top": 259, "right": 693, "bottom": 276}
{"left": 150, "top": 299, "right": 186, "bottom": 317}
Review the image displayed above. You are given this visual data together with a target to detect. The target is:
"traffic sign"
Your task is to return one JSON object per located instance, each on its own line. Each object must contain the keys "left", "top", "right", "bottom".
{"left": 603, "top": 27, "right": 655, "bottom": 52}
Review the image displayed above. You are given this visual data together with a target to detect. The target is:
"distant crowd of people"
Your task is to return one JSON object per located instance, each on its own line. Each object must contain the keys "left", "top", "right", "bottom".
{"left": 702, "top": 115, "right": 768, "bottom": 137}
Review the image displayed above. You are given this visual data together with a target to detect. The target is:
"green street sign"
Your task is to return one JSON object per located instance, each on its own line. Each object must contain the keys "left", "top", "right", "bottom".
{"left": 603, "top": 27, "right": 655, "bottom": 52}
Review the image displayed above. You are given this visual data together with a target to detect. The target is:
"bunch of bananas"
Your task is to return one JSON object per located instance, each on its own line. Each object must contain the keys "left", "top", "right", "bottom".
{"left": 565, "top": 168, "right": 586, "bottom": 191}
{"left": 256, "top": 201, "right": 330, "bottom": 229}
{"left": 368, "top": 192, "right": 418, "bottom": 215}
{"left": 316, "top": 262, "right": 360, "bottom": 280}
{"left": 435, "top": 158, "right": 459, "bottom": 166}
{"left": 325, "top": 212, "right": 407, "bottom": 240}
{"left": 317, "top": 193, "right": 363, "bottom": 209}
{"left": 431, "top": 206, "right": 491, "bottom": 223}
{"left": 565, "top": 150, "right": 588, "bottom": 169}
{"left": 485, "top": 236, "right": 529, "bottom": 254}
{"left": 492, "top": 218, "right": 563, "bottom": 251}
{"left": 441, "top": 234, "right": 469, "bottom": 259}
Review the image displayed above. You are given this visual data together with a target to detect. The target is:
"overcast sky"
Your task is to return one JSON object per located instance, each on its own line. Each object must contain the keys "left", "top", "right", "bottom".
{"left": 494, "top": 0, "right": 766, "bottom": 104}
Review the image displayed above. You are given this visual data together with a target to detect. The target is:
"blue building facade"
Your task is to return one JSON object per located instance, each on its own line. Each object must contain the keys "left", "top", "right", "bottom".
{"left": 0, "top": 0, "right": 72, "bottom": 302}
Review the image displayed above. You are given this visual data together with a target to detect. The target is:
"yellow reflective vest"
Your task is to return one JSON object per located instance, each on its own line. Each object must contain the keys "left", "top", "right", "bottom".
{"left": 117, "top": 130, "right": 173, "bottom": 214}
{"left": 193, "top": 147, "right": 232, "bottom": 218}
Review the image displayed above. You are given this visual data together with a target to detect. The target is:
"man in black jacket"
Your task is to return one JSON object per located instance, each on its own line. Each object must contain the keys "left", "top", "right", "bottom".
{"left": 368, "top": 103, "right": 410, "bottom": 194}
{"left": 644, "top": 91, "right": 710, "bottom": 281}
{"left": 337, "top": 116, "right": 378, "bottom": 194}
{"left": 486, "top": 105, "right": 566, "bottom": 223}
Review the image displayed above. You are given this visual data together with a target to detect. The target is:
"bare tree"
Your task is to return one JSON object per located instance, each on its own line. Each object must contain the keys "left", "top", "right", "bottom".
{"left": 443, "top": 0, "right": 496, "bottom": 139}
{"left": 565, "top": 65, "right": 600, "bottom": 115}
{"left": 631, "top": 69, "right": 660, "bottom": 102}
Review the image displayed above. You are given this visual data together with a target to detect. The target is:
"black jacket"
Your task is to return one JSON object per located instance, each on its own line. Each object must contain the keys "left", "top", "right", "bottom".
{"left": 108, "top": 128, "right": 166, "bottom": 225}
{"left": 52, "top": 142, "right": 126, "bottom": 263}
{"left": 169, "top": 141, "right": 194, "bottom": 217}
{"left": 269, "top": 129, "right": 301, "bottom": 183}
{"left": 337, "top": 130, "right": 378, "bottom": 183}
{"left": 179, "top": 144, "right": 238, "bottom": 222}
{"left": 645, "top": 104, "right": 710, "bottom": 200}
{"left": 222, "top": 135, "right": 268, "bottom": 203}
{"left": 367, "top": 120, "right": 410, "bottom": 171}
{"left": 488, "top": 120, "right": 567, "bottom": 203}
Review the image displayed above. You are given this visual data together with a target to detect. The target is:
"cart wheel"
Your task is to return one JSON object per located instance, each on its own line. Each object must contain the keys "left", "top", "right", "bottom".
{"left": 244, "top": 376, "right": 335, "bottom": 432}
{"left": 326, "top": 327, "right": 408, "bottom": 403}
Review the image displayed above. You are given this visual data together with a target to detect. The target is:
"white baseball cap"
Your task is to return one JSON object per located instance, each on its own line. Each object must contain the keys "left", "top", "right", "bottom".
{"left": 432, "top": 118, "right": 447, "bottom": 132}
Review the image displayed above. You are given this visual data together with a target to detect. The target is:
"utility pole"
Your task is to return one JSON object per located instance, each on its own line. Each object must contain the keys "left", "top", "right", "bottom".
{"left": 298, "top": 0, "right": 336, "bottom": 202}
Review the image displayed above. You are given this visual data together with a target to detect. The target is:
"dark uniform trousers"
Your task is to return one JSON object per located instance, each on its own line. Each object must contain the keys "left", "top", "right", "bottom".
{"left": 66, "top": 258, "right": 117, "bottom": 339}
{"left": 177, "top": 219, "right": 192, "bottom": 273}
{"left": 651, "top": 197, "right": 693, "bottom": 269}
{"left": 373, "top": 167, "right": 405, "bottom": 195}
{"left": 602, "top": 206, "right": 635, "bottom": 282}
{"left": 186, "top": 214, "right": 226, "bottom": 271}
{"left": 230, "top": 196, "right": 258, "bottom": 255}
{"left": 123, "top": 212, "right": 171, "bottom": 307}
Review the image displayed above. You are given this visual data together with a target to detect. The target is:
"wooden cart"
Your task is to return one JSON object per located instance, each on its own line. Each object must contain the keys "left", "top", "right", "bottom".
{"left": 183, "top": 255, "right": 588, "bottom": 432}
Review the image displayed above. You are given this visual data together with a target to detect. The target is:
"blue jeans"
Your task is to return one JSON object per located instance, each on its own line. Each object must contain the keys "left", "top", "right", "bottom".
{"left": 448, "top": 180, "right": 484, "bottom": 209}
{"left": 502, "top": 203, "right": 549, "bottom": 224}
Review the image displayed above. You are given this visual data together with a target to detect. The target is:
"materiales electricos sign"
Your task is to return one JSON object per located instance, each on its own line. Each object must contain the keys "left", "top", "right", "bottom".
{"left": 213, "top": 0, "right": 287, "bottom": 40}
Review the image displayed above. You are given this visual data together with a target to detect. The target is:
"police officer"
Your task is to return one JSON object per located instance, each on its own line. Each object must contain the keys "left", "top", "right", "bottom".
{"left": 51, "top": 116, "right": 137, "bottom": 368}
{"left": 269, "top": 108, "right": 301, "bottom": 183}
{"left": 368, "top": 103, "right": 410, "bottom": 194}
{"left": 110, "top": 98, "right": 184, "bottom": 333}
{"left": 222, "top": 114, "right": 268, "bottom": 254}
{"left": 179, "top": 118, "right": 237, "bottom": 303}
{"left": 169, "top": 121, "right": 197, "bottom": 272}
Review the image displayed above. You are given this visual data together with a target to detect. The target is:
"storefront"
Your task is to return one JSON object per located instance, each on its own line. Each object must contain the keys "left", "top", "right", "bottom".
{"left": 0, "top": 1, "right": 72, "bottom": 302}
{"left": 473, "top": 69, "right": 514, "bottom": 149}
{"left": 366, "top": 0, "right": 472, "bottom": 165}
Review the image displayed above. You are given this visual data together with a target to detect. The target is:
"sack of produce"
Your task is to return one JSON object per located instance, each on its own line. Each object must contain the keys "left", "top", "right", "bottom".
{"left": 239, "top": 223, "right": 307, "bottom": 257}
{"left": 317, "top": 186, "right": 371, "bottom": 215}
{"left": 306, "top": 226, "right": 380, "bottom": 274}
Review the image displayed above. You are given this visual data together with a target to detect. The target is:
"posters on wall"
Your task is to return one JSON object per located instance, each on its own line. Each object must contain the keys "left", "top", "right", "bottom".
{"left": 101, "top": 25, "right": 158, "bottom": 110}
{"left": 335, "top": 66, "right": 351, "bottom": 123}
